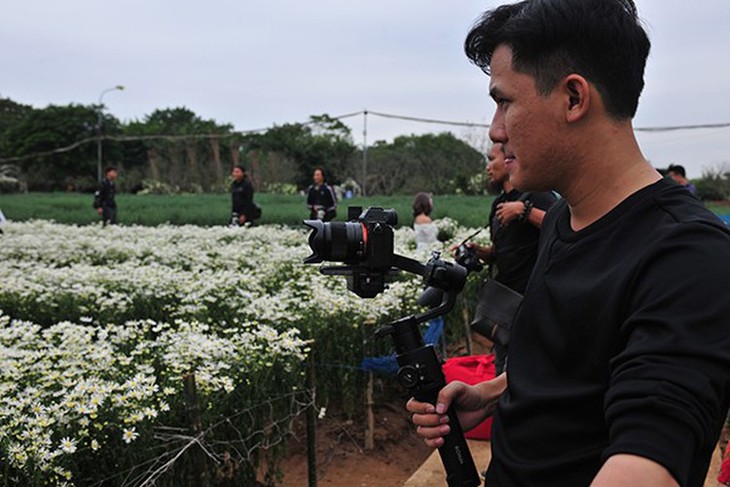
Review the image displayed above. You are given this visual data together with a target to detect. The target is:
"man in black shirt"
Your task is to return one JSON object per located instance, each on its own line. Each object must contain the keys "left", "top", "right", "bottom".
{"left": 469, "top": 142, "right": 556, "bottom": 373}
{"left": 230, "top": 165, "right": 256, "bottom": 226}
{"left": 407, "top": 1, "right": 730, "bottom": 485}
{"left": 93, "top": 166, "right": 118, "bottom": 226}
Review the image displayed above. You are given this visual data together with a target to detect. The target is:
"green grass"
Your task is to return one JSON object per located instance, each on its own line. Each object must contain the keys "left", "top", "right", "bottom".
{"left": 2, "top": 192, "right": 726, "bottom": 228}
{"left": 0, "top": 192, "right": 495, "bottom": 228}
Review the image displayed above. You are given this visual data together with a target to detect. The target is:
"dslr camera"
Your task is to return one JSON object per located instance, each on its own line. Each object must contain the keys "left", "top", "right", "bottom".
{"left": 304, "top": 206, "right": 399, "bottom": 298}
{"left": 304, "top": 206, "right": 467, "bottom": 300}
{"left": 453, "top": 243, "right": 483, "bottom": 274}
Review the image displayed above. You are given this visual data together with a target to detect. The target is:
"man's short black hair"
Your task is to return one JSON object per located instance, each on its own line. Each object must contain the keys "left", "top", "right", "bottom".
{"left": 464, "top": 0, "right": 650, "bottom": 119}
{"left": 105, "top": 166, "right": 117, "bottom": 174}
{"left": 667, "top": 164, "right": 687, "bottom": 178}
{"left": 234, "top": 165, "right": 246, "bottom": 173}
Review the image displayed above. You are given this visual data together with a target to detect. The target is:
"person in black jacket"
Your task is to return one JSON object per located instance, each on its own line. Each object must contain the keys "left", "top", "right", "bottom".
{"left": 407, "top": 1, "right": 730, "bottom": 486}
{"left": 93, "top": 166, "right": 118, "bottom": 226}
{"left": 306, "top": 167, "right": 337, "bottom": 221}
{"left": 230, "top": 165, "right": 256, "bottom": 226}
{"left": 466, "top": 142, "right": 556, "bottom": 374}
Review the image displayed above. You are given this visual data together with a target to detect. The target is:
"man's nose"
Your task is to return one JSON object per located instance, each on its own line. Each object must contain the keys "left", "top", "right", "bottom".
{"left": 488, "top": 112, "right": 506, "bottom": 143}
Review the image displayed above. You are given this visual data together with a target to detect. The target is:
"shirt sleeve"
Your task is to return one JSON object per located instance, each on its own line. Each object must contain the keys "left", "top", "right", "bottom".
{"left": 324, "top": 184, "right": 337, "bottom": 211}
{"left": 530, "top": 191, "right": 558, "bottom": 211}
{"left": 306, "top": 186, "right": 315, "bottom": 209}
{"left": 603, "top": 220, "right": 730, "bottom": 485}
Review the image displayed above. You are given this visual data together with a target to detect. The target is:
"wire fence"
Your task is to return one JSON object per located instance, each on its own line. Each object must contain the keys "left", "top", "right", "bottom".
{"left": 87, "top": 382, "right": 315, "bottom": 487}
{"left": 2, "top": 110, "right": 729, "bottom": 164}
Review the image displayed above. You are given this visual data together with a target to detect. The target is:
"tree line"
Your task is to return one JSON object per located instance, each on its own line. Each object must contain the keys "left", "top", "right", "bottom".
{"left": 0, "top": 96, "right": 486, "bottom": 196}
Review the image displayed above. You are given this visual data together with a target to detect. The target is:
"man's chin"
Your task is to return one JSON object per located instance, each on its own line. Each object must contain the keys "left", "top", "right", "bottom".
{"left": 508, "top": 171, "right": 525, "bottom": 190}
{"left": 510, "top": 174, "right": 539, "bottom": 193}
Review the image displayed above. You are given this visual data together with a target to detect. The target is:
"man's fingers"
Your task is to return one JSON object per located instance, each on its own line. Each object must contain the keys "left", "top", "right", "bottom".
{"left": 424, "top": 437, "right": 445, "bottom": 448}
{"left": 406, "top": 397, "right": 436, "bottom": 414}
{"left": 417, "top": 424, "right": 451, "bottom": 440}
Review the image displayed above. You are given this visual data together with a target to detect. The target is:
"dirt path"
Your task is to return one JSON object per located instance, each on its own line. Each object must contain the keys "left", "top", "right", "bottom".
{"left": 277, "top": 399, "right": 431, "bottom": 486}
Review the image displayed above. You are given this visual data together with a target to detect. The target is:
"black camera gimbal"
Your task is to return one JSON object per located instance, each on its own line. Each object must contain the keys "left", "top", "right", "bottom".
{"left": 377, "top": 254, "right": 480, "bottom": 487}
{"left": 312, "top": 251, "right": 481, "bottom": 487}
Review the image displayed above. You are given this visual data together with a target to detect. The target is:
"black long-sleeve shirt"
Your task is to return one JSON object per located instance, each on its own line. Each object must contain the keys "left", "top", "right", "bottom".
{"left": 486, "top": 178, "right": 730, "bottom": 486}
{"left": 488, "top": 190, "right": 557, "bottom": 293}
{"left": 231, "top": 178, "right": 254, "bottom": 219}
{"left": 306, "top": 183, "right": 337, "bottom": 221}
{"left": 95, "top": 179, "right": 116, "bottom": 208}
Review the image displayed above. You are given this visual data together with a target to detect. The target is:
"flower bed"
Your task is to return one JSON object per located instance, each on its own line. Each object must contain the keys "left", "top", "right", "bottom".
{"left": 0, "top": 220, "right": 484, "bottom": 485}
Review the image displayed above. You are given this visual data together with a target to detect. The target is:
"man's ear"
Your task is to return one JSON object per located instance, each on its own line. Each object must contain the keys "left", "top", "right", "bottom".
{"left": 563, "top": 74, "right": 590, "bottom": 123}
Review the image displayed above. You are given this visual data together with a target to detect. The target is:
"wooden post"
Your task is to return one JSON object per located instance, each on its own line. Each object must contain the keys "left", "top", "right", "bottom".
{"left": 209, "top": 136, "right": 223, "bottom": 188}
{"left": 305, "top": 344, "right": 317, "bottom": 487}
{"left": 183, "top": 373, "right": 210, "bottom": 487}
{"left": 462, "top": 297, "right": 473, "bottom": 356}
{"left": 364, "top": 317, "right": 376, "bottom": 450}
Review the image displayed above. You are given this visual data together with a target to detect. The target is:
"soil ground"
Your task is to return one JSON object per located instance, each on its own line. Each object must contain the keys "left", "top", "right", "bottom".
{"left": 273, "top": 335, "right": 493, "bottom": 487}
{"left": 277, "top": 393, "right": 432, "bottom": 487}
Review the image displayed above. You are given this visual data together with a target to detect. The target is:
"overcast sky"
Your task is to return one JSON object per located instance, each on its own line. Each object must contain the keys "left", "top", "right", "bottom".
{"left": 2, "top": 0, "right": 729, "bottom": 178}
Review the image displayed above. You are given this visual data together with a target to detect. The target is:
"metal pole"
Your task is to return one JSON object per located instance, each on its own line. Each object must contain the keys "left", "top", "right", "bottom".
{"left": 96, "top": 85, "right": 124, "bottom": 181}
{"left": 362, "top": 109, "right": 368, "bottom": 197}
{"left": 96, "top": 110, "right": 103, "bottom": 182}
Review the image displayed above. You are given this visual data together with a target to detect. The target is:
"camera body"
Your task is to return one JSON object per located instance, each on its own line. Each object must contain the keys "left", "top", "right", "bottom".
{"left": 350, "top": 206, "right": 397, "bottom": 269}
{"left": 454, "top": 243, "right": 483, "bottom": 273}
{"left": 304, "top": 206, "right": 398, "bottom": 297}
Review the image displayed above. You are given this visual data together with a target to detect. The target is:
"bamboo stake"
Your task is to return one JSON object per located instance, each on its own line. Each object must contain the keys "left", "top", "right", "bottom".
{"left": 183, "top": 373, "right": 210, "bottom": 487}
{"left": 305, "top": 343, "right": 317, "bottom": 487}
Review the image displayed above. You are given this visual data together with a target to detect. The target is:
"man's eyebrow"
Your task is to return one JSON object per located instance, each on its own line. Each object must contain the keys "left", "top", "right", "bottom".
{"left": 489, "top": 86, "right": 503, "bottom": 100}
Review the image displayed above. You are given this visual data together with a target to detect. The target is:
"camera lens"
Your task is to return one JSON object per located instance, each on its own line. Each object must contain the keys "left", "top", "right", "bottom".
{"left": 304, "top": 220, "right": 365, "bottom": 264}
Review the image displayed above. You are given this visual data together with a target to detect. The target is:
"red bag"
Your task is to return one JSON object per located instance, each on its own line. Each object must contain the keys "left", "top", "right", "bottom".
{"left": 719, "top": 441, "right": 730, "bottom": 484}
{"left": 442, "top": 354, "right": 496, "bottom": 440}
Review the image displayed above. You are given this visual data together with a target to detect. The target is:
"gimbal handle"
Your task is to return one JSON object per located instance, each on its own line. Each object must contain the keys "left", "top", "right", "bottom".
{"left": 376, "top": 310, "right": 481, "bottom": 487}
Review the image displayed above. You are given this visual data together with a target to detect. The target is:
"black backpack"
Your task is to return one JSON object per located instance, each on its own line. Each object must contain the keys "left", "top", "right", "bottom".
{"left": 251, "top": 203, "right": 262, "bottom": 220}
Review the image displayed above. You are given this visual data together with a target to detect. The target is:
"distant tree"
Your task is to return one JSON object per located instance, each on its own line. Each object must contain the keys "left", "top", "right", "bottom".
{"left": 244, "top": 114, "right": 356, "bottom": 189}
{"left": 0, "top": 97, "right": 34, "bottom": 137}
{"left": 1, "top": 103, "right": 121, "bottom": 191}
{"left": 695, "top": 163, "right": 730, "bottom": 201}
{"left": 359, "top": 132, "right": 485, "bottom": 195}
{"left": 124, "top": 107, "right": 234, "bottom": 192}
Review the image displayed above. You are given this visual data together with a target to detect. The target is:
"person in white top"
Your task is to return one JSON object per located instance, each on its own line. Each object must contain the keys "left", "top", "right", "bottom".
{"left": 412, "top": 192, "right": 439, "bottom": 252}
